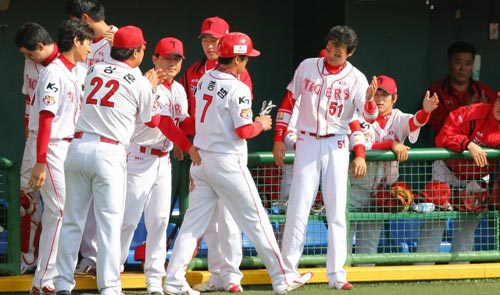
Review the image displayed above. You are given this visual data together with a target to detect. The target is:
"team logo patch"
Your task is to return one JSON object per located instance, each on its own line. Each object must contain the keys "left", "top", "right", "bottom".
{"left": 42, "top": 95, "right": 56, "bottom": 106}
{"left": 240, "top": 108, "right": 252, "bottom": 119}
{"left": 233, "top": 45, "right": 248, "bottom": 54}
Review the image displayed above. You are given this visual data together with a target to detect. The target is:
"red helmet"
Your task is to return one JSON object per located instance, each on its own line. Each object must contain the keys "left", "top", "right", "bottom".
{"left": 421, "top": 180, "right": 452, "bottom": 209}
{"left": 217, "top": 32, "right": 260, "bottom": 58}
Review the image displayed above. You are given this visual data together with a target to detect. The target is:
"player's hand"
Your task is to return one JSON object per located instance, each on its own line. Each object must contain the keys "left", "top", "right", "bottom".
{"left": 351, "top": 156, "right": 367, "bottom": 178}
{"left": 467, "top": 142, "right": 487, "bottom": 167}
{"left": 273, "top": 141, "right": 287, "bottom": 167}
{"left": 422, "top": 91, "right": 439, "bottom": 113}
{"left": 189, "top": 146, "right": 201, "bottom": 166}
{"left": 392, "top": 141, "right": 410, "bottom": 162}
{"left": 144, "top": 68, "right": 166, "bottom": 92}
{"left": 479, "top": 89, "right": 488, "bottom": 103}
{"left": 255, "top": 115, "right": 272, "bottom": 131}
{"left": 28, "top": 163, "right": 46, "bottom": 191}
{"left": 173, "top": 144, "right": 185, "bottom": 161}
{"left": 365, "top": 76, "right": 378, "bottom": 102}
{"left": 104, "top": 28, "right": 115, "bottom": 46}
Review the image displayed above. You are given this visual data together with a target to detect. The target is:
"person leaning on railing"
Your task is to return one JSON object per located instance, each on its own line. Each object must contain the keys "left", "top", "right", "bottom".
{"left": 416, "top": 92, "right": 500, "bottom": 262}
{"left": 348, "top": 75, "right": 438, "bottom": 264}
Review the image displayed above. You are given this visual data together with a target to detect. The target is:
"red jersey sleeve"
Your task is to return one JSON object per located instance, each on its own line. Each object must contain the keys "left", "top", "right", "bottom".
{"left": 158, "top": 115, "right": 193, "bottom": 153}
{"left": 274, "top": 91, "right": 296, "bottom": 142}
{"left": 37, "top": 111, "right": 55, "bottom": 164}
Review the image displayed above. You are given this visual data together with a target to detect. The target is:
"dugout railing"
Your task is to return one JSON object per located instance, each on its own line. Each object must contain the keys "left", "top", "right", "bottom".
{"left": 0, "top": 157, "right": 20, "bottom": 275}
{"left": 187, "top": 148, "right": 500, "bottom": 269}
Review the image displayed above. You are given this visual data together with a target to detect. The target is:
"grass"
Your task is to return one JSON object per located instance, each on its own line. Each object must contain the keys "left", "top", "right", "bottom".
{"left": 3, "top": 279, "right": 500, "bottom": 295}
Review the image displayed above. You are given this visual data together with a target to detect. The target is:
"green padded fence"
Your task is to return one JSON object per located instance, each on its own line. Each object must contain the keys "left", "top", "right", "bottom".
{"left": 0, "top": 157, "right": 20, "bottom": 275}
{"left": 187, "top": 148, "right": 500, "bottom": 269}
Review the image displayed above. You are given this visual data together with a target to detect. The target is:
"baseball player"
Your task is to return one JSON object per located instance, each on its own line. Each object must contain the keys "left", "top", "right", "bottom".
{"left": 26, "top": 20, "right": 93, "bottom": 295}
{"left": 66, "top": 0, "right": 118, "bottom": 274}
{"left": 273, "top": 25, "right": 379, "bottom": 291}
{"left": 119, "top": 37, "right": 199, "bottom": 295}
{"left": 348, "top": 75, "right": 438, "bottom": 263}
{"left": 15, "top": 22, "right": 60, "bottom": 275}
{"left": 180, "top": 16, "right": 248, "bottom": 292}
{"left": 417, "top": 97, "right": 500, "bottom": 260}
{"left": 53, "top": 26, "right": 163, "bottom": 295}
{"left": 164, "top": 32, "right": 312, "bottom": 295}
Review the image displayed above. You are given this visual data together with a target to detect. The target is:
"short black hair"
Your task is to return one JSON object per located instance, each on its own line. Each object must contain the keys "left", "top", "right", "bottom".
{"left": 326, "top": 25, "right": 359, "bottom": 54}
{"left": 14, "top": 22, "right": 53, "bottom": 50}
{"left": 57, "top": 19, "right": 94, "bottom": 52}
{"left": 110, "top": 45, "right": 142, "bottom": 61}
{"left": 447, "top": 41, "right": 476, "bottom": 60}
{"left": 218, "top": 55, "right": 247, "bottom": 65}
{"left": 67, "top": 0, "right": 105, "bottom": 22}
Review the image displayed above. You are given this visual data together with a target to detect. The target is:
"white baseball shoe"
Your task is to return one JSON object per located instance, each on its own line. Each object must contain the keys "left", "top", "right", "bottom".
{"left": 74, "top": 261, "right": 96, "bottom": 275}
{"left": 226, "top": 283, "right": 243, "bottom": 293}
{"left": 163, "top": 285, "right": 201, "bottom": 295}
{"left": 330, "top": 281, "right": 354, "bottom": 290}
{"left": 274, "top": 272, "right": 313, "bottom": 294}
{"left": 192, "top": 281, "right": 224, "bottom": 292}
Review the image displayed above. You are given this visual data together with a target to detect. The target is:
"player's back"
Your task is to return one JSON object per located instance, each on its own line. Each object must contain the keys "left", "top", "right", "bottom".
{"left": 76, "top": 59, "right": 155, "bottom": 145}
{"left": 194, "top": 70, "right": 253, "bottom": 155}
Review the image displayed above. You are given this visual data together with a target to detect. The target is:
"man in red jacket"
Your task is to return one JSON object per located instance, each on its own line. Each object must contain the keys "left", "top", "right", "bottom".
{"left": 428, "top": 41, "right": 496, "bottom": 134}
{"left": 417, "top": 93, "right": 500, "bottom": 260}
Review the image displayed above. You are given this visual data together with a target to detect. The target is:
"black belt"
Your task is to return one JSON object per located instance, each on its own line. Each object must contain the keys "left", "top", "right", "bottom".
{"left": 300, "top": 131, "right": 336, "bottom": 138}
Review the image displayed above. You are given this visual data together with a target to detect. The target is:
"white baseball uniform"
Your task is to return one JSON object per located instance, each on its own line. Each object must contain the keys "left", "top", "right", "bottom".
{"left": 164, "top": 69, "right": 299, "bottom": 294}
{"left": 20, "top": 58, "right": 45, "bottom": 272}
{"left": 279, "top": 58, "right": 377, "bottom": 285}
{"left": 181, "top": 60, "right": 244, "bottom": 290}
{"left": 120, "top": 80, "right": 189, "bottom": 294}
{"left": 78, "top": 25, "right": 118, "bottom": 273}
{"left": 29, "top": 56, "right": 86, "bottom": 290}
{"left": 54, "top": 59, "right": 157, "bottom": 295}
{"left": 349, "top": 109, "right": 420, "bottom": 260}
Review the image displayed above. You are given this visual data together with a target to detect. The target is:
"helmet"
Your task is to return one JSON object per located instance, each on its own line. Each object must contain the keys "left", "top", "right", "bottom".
{"left": 421, "top": 180, "right": 453, "bottom": 211}
{"left": 217, "top": 32, "right": 260, "bottom": 58}
{"left": 453, "top": 180, "right": 488, "bottom": 212}
{"left": 374, "top": 181, "right": 414, "bottom": 212}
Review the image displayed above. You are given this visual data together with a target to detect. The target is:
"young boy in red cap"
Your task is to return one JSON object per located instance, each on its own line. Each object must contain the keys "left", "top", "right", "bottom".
{"left": 349, "top": 75, "right": 438, "bottom": 266}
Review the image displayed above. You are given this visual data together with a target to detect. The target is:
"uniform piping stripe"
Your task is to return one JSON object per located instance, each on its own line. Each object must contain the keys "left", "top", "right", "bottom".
{"left": 238, "top": 160, "right": 288, "bottom": 279}
{"left": 38, "top": 162, "right": 64, "bottom": 288}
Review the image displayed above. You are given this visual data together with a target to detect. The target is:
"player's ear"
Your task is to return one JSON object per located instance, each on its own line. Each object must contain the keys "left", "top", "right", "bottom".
{"left": 81, "top": 13, "right": 91, "bottom": 23}
{"left": 392, "top": 94, "right": 398, "bottom": 104}
{"left": 152, "top": 54, "right": 159, "bottom": 66}
{"left": 36, "top": 42, "right": 44, "bottom": 52}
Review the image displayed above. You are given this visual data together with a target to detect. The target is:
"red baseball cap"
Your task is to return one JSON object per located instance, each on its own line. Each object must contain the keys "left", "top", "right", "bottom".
{"left": 113, "top": 25, "right": 146, "bottom": 49}
{"left": 217, "top": 32, "right": 260, "bottom": 58}
{"left": 377, "top": 74, "right": 398, "bottom": 95}
{"left": 155, "top": 37, "right": 185, "bottom": 59}
{"left": 199, "top": 16, "right": 230, "bottom": 39}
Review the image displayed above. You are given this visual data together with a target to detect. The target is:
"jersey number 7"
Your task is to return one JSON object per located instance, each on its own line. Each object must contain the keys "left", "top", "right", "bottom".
{"left": 200, "top": 94, "right": 213, "bottom": 123}
{"left": 86, "top": 77, "right": 119, "bottom": 107}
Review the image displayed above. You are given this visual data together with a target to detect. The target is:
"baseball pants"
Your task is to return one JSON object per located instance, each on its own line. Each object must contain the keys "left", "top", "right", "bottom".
{"left": 54, "top": 133, "right": 126, "bottom": 295}
{"left": 120, "top": 143, "right": 172, "bottom": 293}
{"left": 281, "top": 133, "right": 350, "bottom": 284}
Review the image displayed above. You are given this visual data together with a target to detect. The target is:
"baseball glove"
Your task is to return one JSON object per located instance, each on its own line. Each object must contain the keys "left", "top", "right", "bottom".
{"left": 375, "top": 181, "right": 414, "bottom": 212}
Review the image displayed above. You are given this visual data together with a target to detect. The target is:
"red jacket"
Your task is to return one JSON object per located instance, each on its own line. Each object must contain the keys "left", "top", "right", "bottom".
{"left": 428, "top": 77, "right": 497, "bottom": 133}
{"left": 179, "top": 58, "right": 253, "bottom": 118}
{"left": 436, "top": 103, "right": 500, "bottom": 180}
